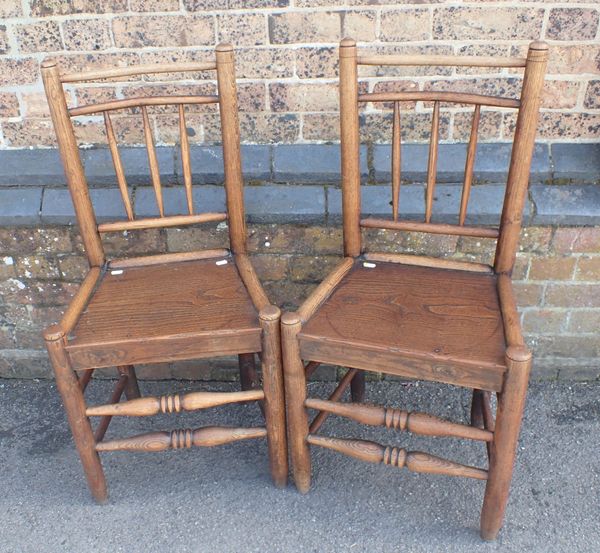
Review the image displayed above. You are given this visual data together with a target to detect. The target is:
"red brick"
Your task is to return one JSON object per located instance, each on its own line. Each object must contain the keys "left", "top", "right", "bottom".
{"left": 30, "top": 0, "right": 127, "bottom": 16}
{"left": 15, "top": 21, "right": 62, "bottom": 53}
{"left": 584, "top": 81, "right": 600, "bottom": 110}
{"left": 269, "top": 83, "right": 338, "bottom": 113}
{"left": 0, "top": 92, "right": 20, "bottom": 117}
{"left": 433, "top": 7, "right": 543, "bottom": 41}
{"left": 0, "top": 0, "right": 22, "bottom": 17}
{"left": 0, "top": 25, "right": 9, "bottom": 55}
{"left": 269, "top": 12, "right": 340, "bottom": 44}
{"left": 112, "top": 15, "right": 214, "bottom": 48}
{"left": 0, "top": 58, "right": 38, "bottom": 87}
{"left": 295, "top": 47, "right": 337, "bottom": 79}
{"left": 217, "top": 13, "right": 267, "bottom": 47}
{"left": 289, "top": 255, "right": 342, "bottom": 282}
{"left": 236, "top": 48, "right": 294, "bottom": 79}
{"left": 342, "top": 10, "right": 376, "bottom": 42}
{"left": 568, "top": 310, "right": 600, "bottom": 333}
{"left": 545, "top": 284, "right": 600, "bottom": 308}
{"left": 529, "top": 257, "right": 576, "bottom": 281}
{"left": 302, "top": 113, "right": 339, "bottom": 142}
{"left": 62, "top": 18, "right": 112, "bottom": 51}
{"left": 522, "top": 309, "right": 566, "bottom": 334}
{"left": 380, "top": 9, "right": 431, "bottom": 42}
{"left": 575, "top": 257, "right": 600, "bottom": 281}
{"left": 130, "top": 0, "right": 179, "bottom": 10}
{"left": 512, "top": 282, "right": 543, "bottom": 307}
{"left": 552, "top": 228, "right": 600, "bottom": 254}
{"left": 546, "top": 8, "right": 599, "bottom": 41}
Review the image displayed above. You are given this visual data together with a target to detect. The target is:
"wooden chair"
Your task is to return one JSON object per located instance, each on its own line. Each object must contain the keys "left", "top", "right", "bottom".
{"left": 41, "top": 44, "right": 287, "bottom": 503}
{"left": 282, "top": 39, "right": 548, "bottom": 540}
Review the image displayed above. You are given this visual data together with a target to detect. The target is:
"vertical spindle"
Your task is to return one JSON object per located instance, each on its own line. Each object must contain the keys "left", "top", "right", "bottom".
{"left": 425, "top": 101, "right": 440, "bottom": 224}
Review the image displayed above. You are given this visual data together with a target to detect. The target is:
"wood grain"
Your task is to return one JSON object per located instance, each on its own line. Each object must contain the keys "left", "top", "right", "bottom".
{"left": 61, "top": 61, "right": 217, "bottom": 83}
{"left": 360, "top": 218, "right": 499, "bottom": 239}
{"left": 69, "top": 95, "right": 218, "bottom": 117}
{"left": 309, "top": 368, "right": 358, "bottom": 433}
{"left": 87, "top": 389, "right": 264, "bottom": 417}
{"left": 235, "top": 253, "right": 270, "bottom": 311}
{"left": 497, "top": 273, "right": 526, "bottom": 348}
{"left": 297, "top": 257, "right": 354, "bottom": 323}
{"left": 103, "top": 112, "right": 133, "bottom": 221}
{"left": 54, "top": 267, "right": 103, "bottom": 338}
{"left": 392, "top": 101, "right": 401, "bottom": 222}
{"left": 66, "top": 258, "right": 261, "bottom": 368}
{"left": 109, "top": 249, "right": 229, "bottom": 269}
{"left": 141, "top": 105, "right": 163, "bottom": 217}
{"left": 96, "top": 426, "right": 267, "bottom": 452}
{"left": 93, "top": 373, "right": 128, "bottom": 442}
{"left": 358, "top": 91, "right": 519, "bottom": 109}
{"left": 363, "top": 252, "right": 492, "bottom": 274}
{"left": 178, "top": 105, "right": 194, "bottom": 214}
{"left": 300, "top": 262, "right": 506, "bottom": 375}
{"left": 281, "top": 312, "right": 312, "bottom": 493}
{"left": 97, "top": 212, "right": 227, "bottom": 233}
{"left": 307, "top": 435, "right": 488, "bottom": 480}
{"left": 45, "top": 333, "right": 107, "bottom": 503}
{"left": 459, "top": 105, "right": 480, "bottom": 226}
{"left": 259, "top": 305, "right": 288, "bottom": 488}
{"left": 41, "top": 61, "right": 104, "bottom": 267}
{"left": 357, "top": 54, "right": 526, "bottom": 68}
{"left": 339, "top": 38, "right": 361, "bottom": 257}
{"left": 494, "top": 42, "right": 548, "bottom": 274}
{"left": 425, "top": 101, "right": 440, "bottom": 224}
{"left": 216, "top": 43, "right": 246, "bottom": 254}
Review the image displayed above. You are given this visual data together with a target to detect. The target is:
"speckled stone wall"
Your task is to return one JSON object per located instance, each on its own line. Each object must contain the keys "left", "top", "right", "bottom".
{"left": 0, "top": 1, "right": 598, "bottom": 147}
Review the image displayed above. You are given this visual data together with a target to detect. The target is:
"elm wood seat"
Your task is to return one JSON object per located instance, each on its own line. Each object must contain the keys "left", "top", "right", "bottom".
{"left": 41, "top": 44, "right": 287, "bottom": 503}
{"left": 299, "top": 261, "right": 506, "bottom": 392}
{"left": 66, "top": 257, "right": 262, "bottom": 370}
{"left": 282, "top": 38, "right": 548, "bottom": 542}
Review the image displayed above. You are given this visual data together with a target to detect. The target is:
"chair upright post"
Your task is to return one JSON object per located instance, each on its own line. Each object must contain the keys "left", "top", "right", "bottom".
{"left": 339, "top": 38, "right": 361, "bottom": 259}
{"left": 494, "top": 42, "right": 548, "bottom": 275}
{"left": 216, "top": 43, "right": 247, "bottom": 254}
{"left": 41, "top": 61, "right": 104, "bottom": 268}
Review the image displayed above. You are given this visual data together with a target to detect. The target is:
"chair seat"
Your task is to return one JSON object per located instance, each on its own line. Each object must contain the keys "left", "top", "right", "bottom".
{"left": 299, "top": 260, "right": 508, "bottom": 391}
{"left": 65, "top": 256, "right": 261, "bottom": 369}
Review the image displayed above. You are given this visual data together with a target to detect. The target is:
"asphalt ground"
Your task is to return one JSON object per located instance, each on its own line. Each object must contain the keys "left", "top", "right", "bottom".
{"left": 0, "top": 378, "right": 598, "bottom": 553}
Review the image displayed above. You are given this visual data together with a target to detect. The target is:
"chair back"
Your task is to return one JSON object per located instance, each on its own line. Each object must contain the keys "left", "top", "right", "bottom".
{"left": 339, "top": 38, "right": 548, "bottom": 275}
{"left": 42, "top": 43, "right": 246, "bottom": 268}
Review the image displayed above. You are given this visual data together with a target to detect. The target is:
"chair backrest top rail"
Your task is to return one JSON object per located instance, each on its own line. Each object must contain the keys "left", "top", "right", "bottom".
{"left": 59, "top": 61, "right": 218, "bottom": 83}
{"left": 356, "top": 54, "right": 526, "bottom": 69}
{"left": 358, "top": 91, "right": 519, "bottom": 109}
{"left": 69, "top": 95, "right": 219, "bottom": 117}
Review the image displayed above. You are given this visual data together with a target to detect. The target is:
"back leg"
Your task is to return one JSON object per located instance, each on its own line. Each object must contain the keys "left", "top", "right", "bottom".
{"left": 238, "top": 353, "right": 259, "bottom": 391}
{"left": 351, "top": 370, "right": 365, "bottom": 402}
{"left": 118, "top": 365, "right": 141, "bottom": 399}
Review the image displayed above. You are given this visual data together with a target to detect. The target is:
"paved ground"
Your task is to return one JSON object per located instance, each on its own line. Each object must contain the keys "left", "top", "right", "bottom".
{"left": 0, "top": 378, "right": 598, "bottom": 553}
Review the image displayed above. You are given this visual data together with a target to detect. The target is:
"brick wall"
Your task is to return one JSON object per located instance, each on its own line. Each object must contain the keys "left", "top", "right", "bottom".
{"left": 0, "top": 1, "right": 598, "bottom": 146}
{"left": 0, "top": 1, "right": 598, "bottom": 381}
{"left": 1, "top": 222, "right": 599, "bottom": 381}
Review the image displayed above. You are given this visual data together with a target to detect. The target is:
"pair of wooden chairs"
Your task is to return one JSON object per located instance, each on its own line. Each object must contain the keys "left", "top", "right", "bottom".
{"left": 42, "top": 40, "right": 548, "bottom": 541}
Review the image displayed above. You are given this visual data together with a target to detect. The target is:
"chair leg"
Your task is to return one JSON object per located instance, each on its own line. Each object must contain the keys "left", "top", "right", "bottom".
{"left": 480, "top": 346, "right": 531, "bottom": 541}
{"left": 350, "top": 371, "right": 365, "bottom": 403}
{"left": 45, "top": 326, "right": 107, "bottom": 504}
{"left": 471, "top": 389, "right": 484, "bottom": 428}
{"left": 118, "top": 365, "right": 141, "bottom": 399}
{"left": 238, "top": 353, "right": 259, "bottom": 391}
{"left": 281, "top": 312, "right": 311, "bottom": 493}
{"left": 259, "top": 306, "right": 288, "bottom": 488}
